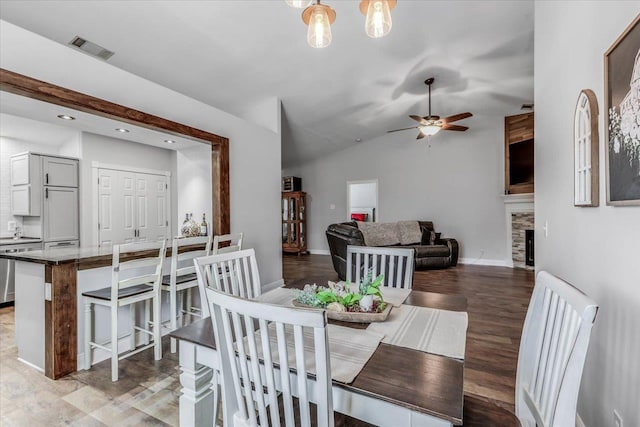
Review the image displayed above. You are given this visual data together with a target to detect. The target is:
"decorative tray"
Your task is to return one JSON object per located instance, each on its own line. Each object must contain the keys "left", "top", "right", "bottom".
{"left": 292, "top": 300, "right": 392, "bottom": 323}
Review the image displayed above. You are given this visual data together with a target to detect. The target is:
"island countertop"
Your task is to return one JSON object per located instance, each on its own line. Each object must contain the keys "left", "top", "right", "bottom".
{"left": 0, "top": 241, "right": 189, "bottom": 270}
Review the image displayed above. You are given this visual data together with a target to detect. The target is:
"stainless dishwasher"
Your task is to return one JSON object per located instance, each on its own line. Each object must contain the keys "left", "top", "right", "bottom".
{"left": 0, "top": 241, "right": 43, "bottom": 306}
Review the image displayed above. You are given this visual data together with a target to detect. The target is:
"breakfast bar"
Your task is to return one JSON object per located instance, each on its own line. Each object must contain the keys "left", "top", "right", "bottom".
{"left": 0, "top": 243, "right": 179, "bottom": 379}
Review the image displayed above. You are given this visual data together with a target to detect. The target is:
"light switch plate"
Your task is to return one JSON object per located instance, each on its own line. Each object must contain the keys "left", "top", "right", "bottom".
{"left": 44, "top": 283, "right": 52, "bottom": 301}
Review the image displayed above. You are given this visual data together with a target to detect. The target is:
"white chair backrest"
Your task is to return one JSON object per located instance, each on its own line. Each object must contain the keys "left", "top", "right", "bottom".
{"left": 212, "top": 232, "right": 244, "bottom": 255}
{"left": 194, "top": 248, "right": 261, "bottom": 317}
{"left": 516, "top": 271, "right": 598, "bottom": 427}
{"left": 111, "top": 240, "right": 167, "bottom": 300}
{"left": 346, "top": 245, "right": 414, "bottom": 289}
{"left": 169, "top": 235, "right": 212, "bottom": 285}
{"left": 206, "top": 287, "right": 334, "bottom": 427}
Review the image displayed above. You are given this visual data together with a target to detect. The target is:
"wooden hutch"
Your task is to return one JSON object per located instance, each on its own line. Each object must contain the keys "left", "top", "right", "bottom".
{"left": 282, "top": 191, "right": 307, "bottom": 255}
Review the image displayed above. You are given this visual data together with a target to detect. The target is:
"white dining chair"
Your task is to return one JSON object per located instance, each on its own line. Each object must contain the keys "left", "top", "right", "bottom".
{"left": 515, "top": 271, "right": 598, "bottom": 427}
{"left": 83, "top": 240, "right": 166, "bottom": 382}
{"left": 206, "top": 286, "right": 334, "bottom": 427}
{"left": 195, "top": 248, "right": 261, "bottom": 318}
{"left": 211, "top": 232, "right": 244, "bottom": 255}
{"left": 162, "top": 235, "right": 212, "bottom": 353}
{"left": 346, "top": 245, "right": 415, "bottom": 289}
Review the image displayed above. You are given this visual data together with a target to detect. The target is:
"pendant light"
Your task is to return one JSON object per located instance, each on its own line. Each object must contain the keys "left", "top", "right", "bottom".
{"left": 286, "top": 0, "right": 312, "bottom": 8}
{"left": 359, "top": 0, "right": 396, "bottom": 39}
{"left": 302, "top": 1, "right": 336, "bottom": 49}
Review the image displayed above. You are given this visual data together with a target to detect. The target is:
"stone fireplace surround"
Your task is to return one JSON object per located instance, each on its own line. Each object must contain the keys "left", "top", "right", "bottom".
{"left": 503, "top": 194, "right": 534, "bottom": 268}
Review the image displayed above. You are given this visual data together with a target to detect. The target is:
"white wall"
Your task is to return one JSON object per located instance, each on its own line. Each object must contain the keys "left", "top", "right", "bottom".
{"left": 0, "top": 20, "right": 283, "bottom": 285}
{"left": 176, "top": 144, "right": 212, "bottom": 234}
{"left": 0, "top": 137, "right": 73, "bottom": 238}
{"left": 535, "top": 3, "right": 640, "bottom": 427}
{"left": 284, "top": 116, "right": 507, "bottom": 263}
{"left": 79, "top": 132, "right": 177, "bottom": 247}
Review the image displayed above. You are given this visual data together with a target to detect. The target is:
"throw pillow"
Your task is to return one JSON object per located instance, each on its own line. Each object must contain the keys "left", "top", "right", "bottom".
{"left": 396, "top": 221, "right": 422, "bottom": 245}
{"left": 422, "top": 230, "right": 442, "bottom": 245}
{"left": 357, "top": 222, "right": 401, "bottom": 247}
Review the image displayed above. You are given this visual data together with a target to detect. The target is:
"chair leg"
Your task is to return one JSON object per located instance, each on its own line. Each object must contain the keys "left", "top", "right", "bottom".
{"left": 170, "top": 287, "right": 177, "bottom": 353}
{"left": 130, "top": 301, "right": 136, "bottom": 351}
{"left": 111, "top": 304, "right": 119, "bottom": 382}
{"left": 212, "top": 369, "right": 220, "bottom": 426}
{"left": 84, "top": 301, "right": 92, "bottom": 370}
{"left": 143, "top": 299, "right": 150, "bottom": 346}
{"left": 177, "top": 290, "right": 184, "bottom": 328}
{"left": 153, "top": 295, "right": 162, "bottom": 361}
{"left": 186, "top": 288, "right": 192, "bottom": 325}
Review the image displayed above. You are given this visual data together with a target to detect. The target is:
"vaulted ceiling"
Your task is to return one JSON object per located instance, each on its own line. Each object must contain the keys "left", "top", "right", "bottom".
{"left": 0, "top": 1, "right": 534, "bottom": 167}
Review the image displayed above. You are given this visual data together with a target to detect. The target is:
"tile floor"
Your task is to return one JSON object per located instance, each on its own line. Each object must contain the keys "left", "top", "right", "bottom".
{"left": 0, "top": 306, "right": 182, "bottom": 426}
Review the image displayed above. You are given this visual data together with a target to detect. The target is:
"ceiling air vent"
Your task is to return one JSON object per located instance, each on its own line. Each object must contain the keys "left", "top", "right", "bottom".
{"left": 521, "top": 103, "right": 534, "bottom": 110}
{"left": 68, "top": 36, "right": 114, "bottom": 60}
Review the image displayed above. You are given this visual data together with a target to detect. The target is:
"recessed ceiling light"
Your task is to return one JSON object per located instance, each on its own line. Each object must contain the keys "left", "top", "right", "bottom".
{"left": 164, "top": 139, "right": 176, "bottom": 144}
{"left": 57, "top": 114, "right": 75, "bottom": 120}
{"left": 115, "top": 128, "right": 130, "bottom": 133}
{"left": 355, "top": 138, "right": 362, "bottom": 142}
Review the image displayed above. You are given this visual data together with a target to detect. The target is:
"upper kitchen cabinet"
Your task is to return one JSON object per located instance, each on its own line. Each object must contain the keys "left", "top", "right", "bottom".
{"left": 11, "top": 153, "right": 41, "bottom": 186}
{"left": 10, "top": 153, "right": 41, "bottom": 216}
{"left": 42, "top": 156, "right": 78, "bottom": 187}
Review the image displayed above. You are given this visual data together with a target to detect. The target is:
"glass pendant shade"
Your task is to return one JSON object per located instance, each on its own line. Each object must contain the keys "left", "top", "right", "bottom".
{"left": 305, "top": 6, "right": 333, "bottom": 48}
{"left": 420, "top": 125, "right": 441, "bottom": 136}
{"left": 364, "top": 0, "right": 392, "bottom": 38}
{"left": 286, "top": 0, "right": 312, "bottom": 8}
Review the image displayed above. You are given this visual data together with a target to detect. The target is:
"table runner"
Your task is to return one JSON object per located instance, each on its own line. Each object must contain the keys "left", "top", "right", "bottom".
{"left": 367, "top": 305, "right": 468, "bottom": 360}
{"left": 243, "top": 322, "right": 384, "bottom": 384}
{"left": 258, "top": 286, "right": 410, "bottom": 308}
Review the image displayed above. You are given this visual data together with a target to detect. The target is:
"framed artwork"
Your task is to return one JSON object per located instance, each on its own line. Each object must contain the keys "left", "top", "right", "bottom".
{"left": 605, "top": 15, "right": 640, "bottom": 206}
{"left": 574, "top": 89, "right": 599, "bottom": 207}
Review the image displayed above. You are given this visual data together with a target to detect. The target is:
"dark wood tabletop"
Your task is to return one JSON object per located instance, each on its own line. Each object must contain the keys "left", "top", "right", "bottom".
{"left": 170, "top": 290, "right": 466, "bottom": 426}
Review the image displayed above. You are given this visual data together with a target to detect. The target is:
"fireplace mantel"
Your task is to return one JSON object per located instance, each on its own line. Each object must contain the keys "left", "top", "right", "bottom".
{"left": 503, "top": 193, "right": 534, "bottom": 268}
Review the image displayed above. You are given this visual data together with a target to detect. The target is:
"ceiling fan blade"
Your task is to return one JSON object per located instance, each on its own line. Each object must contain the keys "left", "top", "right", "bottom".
{"left": 409, "top": 115, "right": 428, "bottom": 125}
{"left": 441, "top": 124, "right": 469, "bottom": 131}
{"left": 387, "top": 126, "right": 419, "bottom": 133}
{"left": 441, "top": 112, "right": 473, "bottom": 123}
{"left": 416, "top": 132, "right": 426, "bottom": 140}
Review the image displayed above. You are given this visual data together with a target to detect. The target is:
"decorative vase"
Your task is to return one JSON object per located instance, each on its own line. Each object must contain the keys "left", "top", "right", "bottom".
{"left": 359, "top": 295, "right": 374, "bottom": 312}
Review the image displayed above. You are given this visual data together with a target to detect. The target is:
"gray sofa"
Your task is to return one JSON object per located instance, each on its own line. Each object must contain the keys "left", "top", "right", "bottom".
{"left": 326, "top": 221, "right": 459, "bottom": 280}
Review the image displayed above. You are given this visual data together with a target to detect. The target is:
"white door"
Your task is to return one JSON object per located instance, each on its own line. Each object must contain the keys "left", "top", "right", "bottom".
{"left": 98, "top": 169, "right": 136, "bottom": 245}
{"left": 42, "top": 156, "right": 78, "bottom": 187}
{"left": 43, "top": 187, "right": 79, "bottom": 241}
{"left": 135, "top": 173, "right": 168, "bottom": 242}
{"left": 98, "top": 169, "right": 169, "bottom": 246}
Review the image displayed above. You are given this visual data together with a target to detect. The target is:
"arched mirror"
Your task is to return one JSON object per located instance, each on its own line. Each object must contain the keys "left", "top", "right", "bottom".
{"left": 574, "top": 89, "right": 599, "bottom": 207}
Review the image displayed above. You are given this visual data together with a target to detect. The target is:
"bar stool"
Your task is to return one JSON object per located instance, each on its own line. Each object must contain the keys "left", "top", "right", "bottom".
{"left": 83, "top": 240, "right": 166, "bottom": 382}
{"left": 162, "top": 235, "right": 212, "bottom": 353}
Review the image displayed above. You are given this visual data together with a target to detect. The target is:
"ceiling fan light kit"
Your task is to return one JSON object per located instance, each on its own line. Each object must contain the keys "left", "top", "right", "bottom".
{"left": 387, "top": 77, "right": 473, "bottom": 140}
{"left": 292, "top": 0, "right": 395, "bottom": 48}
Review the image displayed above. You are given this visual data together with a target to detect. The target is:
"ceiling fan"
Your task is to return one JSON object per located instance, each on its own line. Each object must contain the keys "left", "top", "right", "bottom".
{"left": 388, "top": 77, "right": 473, "bottom": 139}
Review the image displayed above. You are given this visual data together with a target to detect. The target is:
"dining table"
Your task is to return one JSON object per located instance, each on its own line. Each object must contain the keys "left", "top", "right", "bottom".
{"left": 170, "top": 283, "right": 468, "bottom": 427}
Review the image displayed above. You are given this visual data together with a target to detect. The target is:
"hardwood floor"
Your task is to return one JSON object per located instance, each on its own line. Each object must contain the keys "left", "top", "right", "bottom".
{"left": 283, "top": 254, "right": 534, "bottom": 426}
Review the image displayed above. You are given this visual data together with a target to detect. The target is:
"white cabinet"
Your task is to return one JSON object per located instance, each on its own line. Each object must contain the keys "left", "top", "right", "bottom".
{"left": 42, "top": 156, "right": 78, "bottom": 187}
{"left": 43, "top": 187, "right": 79, "bottom": 242}
{"left": 10, "top": 153, "right": 41, "bottom": 216}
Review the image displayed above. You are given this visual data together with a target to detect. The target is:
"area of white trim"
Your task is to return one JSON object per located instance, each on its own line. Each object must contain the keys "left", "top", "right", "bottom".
{"left": 17, "top": 357, "right": 45, "bottom": 373}
{"left": 576, "top": 413, "right": 586, "bottom": 427}
{"left": 308, "top": 249, "right": 331, "bottom": 255}
{"left": 502, "top": 193, "right": 534, "bottom": 268}
{"left": 91, "top": 161, "right": 171, "bottom": 177}
{"left": 262, "top": 279, "right": 285, "bottom": 293}
{"left": 458, "top": 257, "right": 509, "bottom": 267}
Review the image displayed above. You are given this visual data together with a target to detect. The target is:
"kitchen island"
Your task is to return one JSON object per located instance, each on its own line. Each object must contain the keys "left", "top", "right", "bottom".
{"left": 0, "top": 243, "right": 189, "bottom": 379}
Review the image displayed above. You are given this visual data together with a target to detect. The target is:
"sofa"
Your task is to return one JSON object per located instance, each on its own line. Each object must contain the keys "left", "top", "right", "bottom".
{"left": 326, "top": 220, "right": 459, "bottom": 280}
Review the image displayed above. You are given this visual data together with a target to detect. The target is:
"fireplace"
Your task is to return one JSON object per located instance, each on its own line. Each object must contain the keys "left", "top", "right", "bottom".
{"left": 525, "top": 230, "right": 535, "bottom": 267}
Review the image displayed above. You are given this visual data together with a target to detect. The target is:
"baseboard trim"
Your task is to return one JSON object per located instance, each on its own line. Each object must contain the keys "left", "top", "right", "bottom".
{"left": 576, "top": 413, "right": 586, "bottom": 427}
{"left": 458, "top": 257, "right": 509, "bottom": 267}
{"left": 308, "top": 249, "right": 330, "bottom": 255}
{"left": 17, "top": 357, "right": 45, "bottom": 373}
{"left": 263, "top": 279, "right": 285, "bottom": 293}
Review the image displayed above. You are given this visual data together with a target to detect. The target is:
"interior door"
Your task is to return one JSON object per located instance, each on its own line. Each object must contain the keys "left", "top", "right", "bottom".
{"left": 135, "top": 173, "right": 168, "bottom": 242}
{"left": 43, "top": 187, "right": 79, "bottom": 241}
{"left": 98, "top": 169, "right": 136, "bottom": 245}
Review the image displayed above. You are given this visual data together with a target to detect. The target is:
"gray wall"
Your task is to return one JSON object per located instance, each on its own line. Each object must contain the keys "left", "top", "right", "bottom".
{"left": 284, "top": 115, "right": 508, "bottom": 263}
{"left": 535, "top": 2, "right": 640, "bottom": 426}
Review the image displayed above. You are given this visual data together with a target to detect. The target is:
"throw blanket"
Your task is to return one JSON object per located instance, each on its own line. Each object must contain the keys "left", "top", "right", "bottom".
{"left": 396, "top": 221, "right": 422, "bottom": 245}
{"left": 367, "top": 305, "right": 468, "bottom": 360}
{"left": 357, "top": 222, "right": 400, "bottom": 246}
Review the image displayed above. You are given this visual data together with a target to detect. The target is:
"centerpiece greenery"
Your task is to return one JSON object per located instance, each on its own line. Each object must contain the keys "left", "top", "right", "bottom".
{"left": 295, "top": 268, "right": 386, "bottom": 313}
